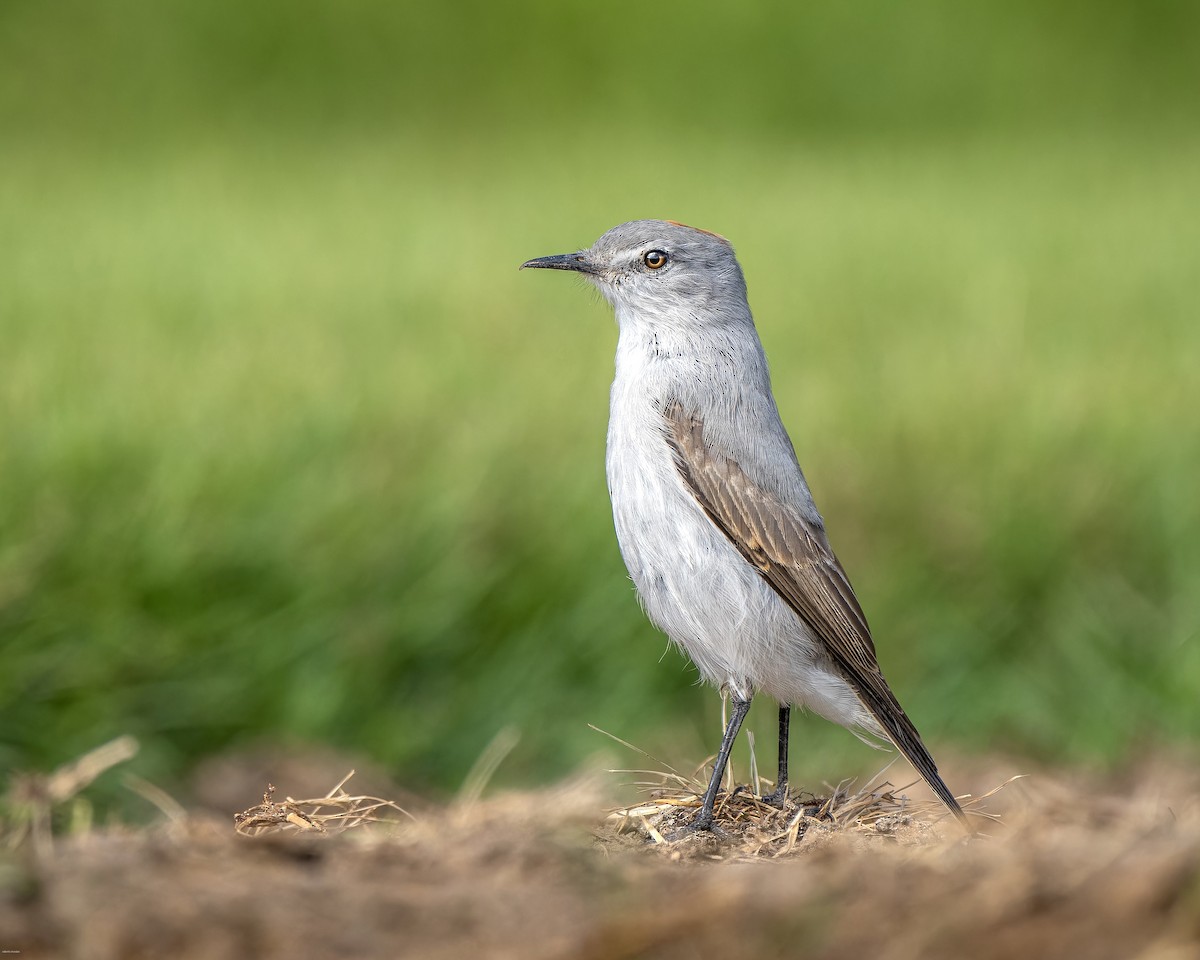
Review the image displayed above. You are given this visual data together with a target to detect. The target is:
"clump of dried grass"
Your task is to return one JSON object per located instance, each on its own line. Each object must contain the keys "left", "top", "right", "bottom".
{"left": 233, "top": 727, "right": 524, "bottom": 839}
{"left": 233, "top": 771, "right": 415, "bottom": 837}
{"left": 595, "top": 725, "right": 1006, "bottom": 859}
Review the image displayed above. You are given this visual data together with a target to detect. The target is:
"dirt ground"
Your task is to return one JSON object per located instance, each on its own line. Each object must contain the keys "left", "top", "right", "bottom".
{"left": 2, "top": 751, "right": 1199, "bottom": 960}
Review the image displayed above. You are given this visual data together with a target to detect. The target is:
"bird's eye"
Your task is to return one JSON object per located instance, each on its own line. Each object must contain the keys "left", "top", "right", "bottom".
{"left": 643, "top": 250, "right": 669, "bottom": 270}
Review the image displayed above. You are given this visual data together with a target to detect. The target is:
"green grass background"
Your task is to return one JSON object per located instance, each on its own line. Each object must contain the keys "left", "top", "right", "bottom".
{"left": 2, "top": 0, "right": 1198, "bottom": 808}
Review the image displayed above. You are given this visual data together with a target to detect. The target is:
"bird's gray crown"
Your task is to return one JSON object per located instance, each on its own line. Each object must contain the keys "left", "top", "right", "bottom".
{"left": 521, "top": 219, "right": 749, "bottom": 320}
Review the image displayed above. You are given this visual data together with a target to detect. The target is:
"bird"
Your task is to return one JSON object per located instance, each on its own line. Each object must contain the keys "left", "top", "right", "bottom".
{"left": 521, "top": 220, "right": 969, "bottom": 833}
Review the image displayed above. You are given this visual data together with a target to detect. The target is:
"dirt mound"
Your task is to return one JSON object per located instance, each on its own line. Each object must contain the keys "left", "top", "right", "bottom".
{"left": 2, "top": 757, "right": 1199, "bottom": 959}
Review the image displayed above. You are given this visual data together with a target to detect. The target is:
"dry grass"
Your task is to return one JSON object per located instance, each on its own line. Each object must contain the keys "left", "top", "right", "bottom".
{"left": 2, "top": 735, "right": 141, "bottom": 855}
{"left": 4, "top": 743, "right": 1200, "bottom": 960}
{"left": 221, "top": 726, "right": 1007, "bottom": 860}
{"left": 232, "top": 772, "right": 414, "bottom": 837}
{"left": 596, "top": 725, "right": 1006, "bottom": 859}
{"left": 607, "top": 775, "right": 981, "bottom": 858}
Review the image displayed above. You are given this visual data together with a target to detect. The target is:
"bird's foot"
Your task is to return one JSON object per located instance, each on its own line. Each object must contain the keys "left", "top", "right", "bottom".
{"left": 759, "top": 784, "right": 789, "bottom": 808}
{"left": 665, "top": 808, "right": 728, "bottom": 841}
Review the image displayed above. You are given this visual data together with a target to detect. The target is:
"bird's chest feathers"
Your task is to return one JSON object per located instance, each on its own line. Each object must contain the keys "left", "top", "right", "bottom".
{"left": 605, "top": 328, "right": 730, "bottom": 577}
{"left": 607, "top": 326, "right": 698, "bottom": 467}
{"left": 610, "top": 319, "right": 747, "bottom": 404}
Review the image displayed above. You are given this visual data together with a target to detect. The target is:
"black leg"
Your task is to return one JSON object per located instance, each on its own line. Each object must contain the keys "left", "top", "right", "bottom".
{"left": 761, "top": 704, "right": 790, "bottom": 807}
{"left": 680, "top": 692, "right": 753, "bottom": 834}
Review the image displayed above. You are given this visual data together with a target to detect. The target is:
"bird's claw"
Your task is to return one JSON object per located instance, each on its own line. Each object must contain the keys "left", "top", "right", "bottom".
{"left": 759, "top": 785, "right": 789, "bottom": 808}
{"left": 665, "top": 810, "right": 728, "bottom": 841}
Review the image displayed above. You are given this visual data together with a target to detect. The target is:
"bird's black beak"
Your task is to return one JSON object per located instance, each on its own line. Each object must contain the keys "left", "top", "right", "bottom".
{"left": 519, "top": 252, "right": 595, "bottom": 274}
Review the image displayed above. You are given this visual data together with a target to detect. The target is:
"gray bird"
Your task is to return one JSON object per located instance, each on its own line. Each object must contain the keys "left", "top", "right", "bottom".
{"left": 521, "top": 220, "right": 968, "bottom": 832}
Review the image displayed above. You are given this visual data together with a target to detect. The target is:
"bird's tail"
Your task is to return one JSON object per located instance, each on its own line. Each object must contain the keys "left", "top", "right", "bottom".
{"left": 858, "top": 685, "right": 971, "bottom": 831}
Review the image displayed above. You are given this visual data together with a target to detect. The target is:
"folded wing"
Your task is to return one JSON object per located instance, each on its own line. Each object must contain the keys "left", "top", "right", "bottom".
{"left": 663, "top": 401, "right": 967, "bottom": 826}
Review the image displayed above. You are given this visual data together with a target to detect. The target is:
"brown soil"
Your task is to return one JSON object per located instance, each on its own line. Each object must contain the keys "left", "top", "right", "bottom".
{"left": 2, "top": 753, "right": 1199, "bottom": 960}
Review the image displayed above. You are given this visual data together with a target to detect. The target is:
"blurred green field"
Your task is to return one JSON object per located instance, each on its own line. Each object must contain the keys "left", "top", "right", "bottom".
{"left": 1, "top": 0, "right": 1198, "bottom": 809}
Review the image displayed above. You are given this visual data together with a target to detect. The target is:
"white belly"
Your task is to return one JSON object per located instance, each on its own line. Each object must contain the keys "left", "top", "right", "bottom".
{"left": 604, "top": 389, "right": 873, "bottom": 732}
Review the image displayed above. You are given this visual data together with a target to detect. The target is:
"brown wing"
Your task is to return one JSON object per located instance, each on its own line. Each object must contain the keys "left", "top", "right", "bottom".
{"left": 663, "top": 402, "right": 967, "bottom": 825}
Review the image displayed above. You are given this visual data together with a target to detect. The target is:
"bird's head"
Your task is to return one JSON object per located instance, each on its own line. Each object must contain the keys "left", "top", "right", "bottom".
{"left": 521, "top": 220, "right": 748, "bottom": 324}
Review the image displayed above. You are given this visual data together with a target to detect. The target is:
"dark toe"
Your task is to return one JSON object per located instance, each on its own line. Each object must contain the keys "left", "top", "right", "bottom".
{"left": 760, "top": 785, "right": 789, "bottom": 808}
